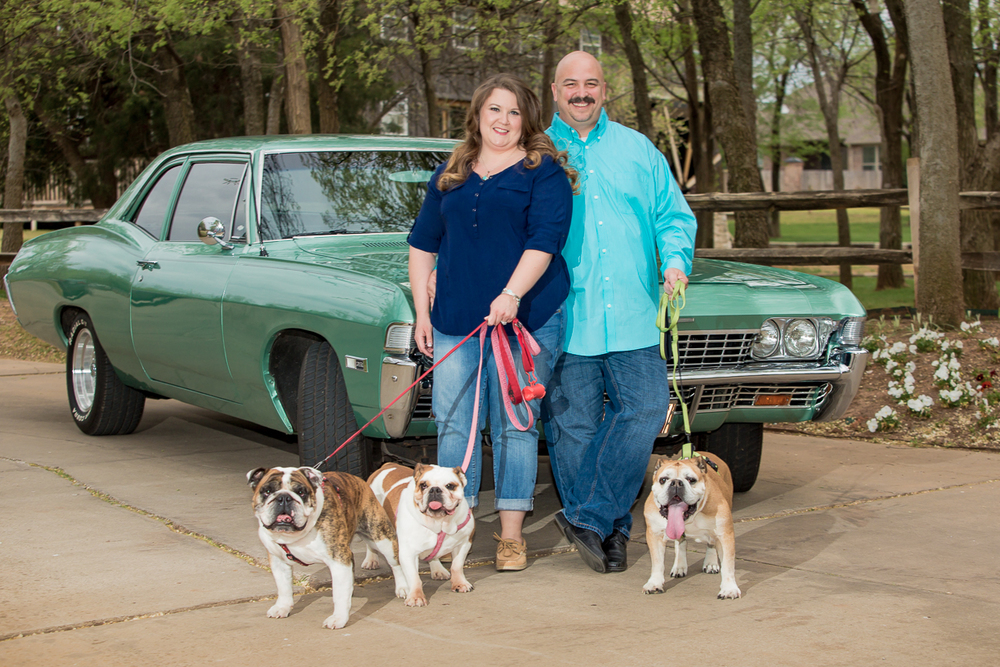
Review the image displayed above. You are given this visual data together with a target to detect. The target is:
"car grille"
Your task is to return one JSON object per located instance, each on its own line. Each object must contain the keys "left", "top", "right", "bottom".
{"left": 671, "top": 331, "right": 757, "bottom": 370}
{"left": 413, "top": 392, "right": 434, "bottom": 420}
{"left": 697, "top": 383, "right": 832, "bottom": 412}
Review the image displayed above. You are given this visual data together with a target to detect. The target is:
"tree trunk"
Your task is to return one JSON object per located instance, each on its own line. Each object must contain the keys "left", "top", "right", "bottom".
{"left": 943, "top": 0, "right": 1000, "bottom": 309}
{"left": 853, "top": 0, "right": 908, "bottom": 290}
{"left": 732, "top": 0, "right": 757, "bottom": 141}
{"left": 980, "top": 0, "right": 998, "bottom": 141}
{"left": 691, "top": 0, "right": 769, "bottom": 248}
{"left": 798, "top": 8, "right": 852, "bottom": 288}
{"left": 155, "top": 44, "right": 197, "bottom": 147}
{"left": 236, "top": 20, "right": 265, "bottom": 136}
{"left": 277, "top": 0, "right": 312, "bottom": 135}
{"left": 2, "top": 94, "right": 27, "bottom": 266}
{"left": 419, "top": 47, "right": 440, "bottom": 137}
{"left": 36, "top": 106, "right": 118, "bottom": 209}
{"left": 541, "top": 18, "right": 559, "bottom": 123}
{"left": 678, "top": 0, "right": 714, "bottom": 248}
{"left": 903, "top": 0, "right": 964, "bottom": 326}
{"left": 770, "top": 70, "right": 789, "bottom": 238}
{"left": 613, "top": 1, "right": 654, "bottom": 142}
{"left": 316, "top": 0, "right": 342, "bottom": 134}
{"left": 266, "top": 67, "right": 286, "bottom": 135}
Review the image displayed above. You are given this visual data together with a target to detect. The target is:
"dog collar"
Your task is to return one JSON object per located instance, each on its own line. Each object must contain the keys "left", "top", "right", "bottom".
{"left": 423, "top": 510, "right": 472, "bottom": 562}
{"left": 680, "top": 451, "right": 719, "bottom": 473}
{"left": 279, "top": 543, "right": 314, "bottom": 567}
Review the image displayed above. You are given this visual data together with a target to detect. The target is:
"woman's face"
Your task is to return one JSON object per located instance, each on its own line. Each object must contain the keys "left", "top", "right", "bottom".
{"left": 478, "top": 88, "right": 523, "bottom": 153}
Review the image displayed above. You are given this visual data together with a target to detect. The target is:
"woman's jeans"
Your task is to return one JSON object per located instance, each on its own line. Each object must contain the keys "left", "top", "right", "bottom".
{"left": 432, "top": 309, "right": 564, "bottom": 511}
{"left": 543, "top": 345, "right": 669, "bottom": 539}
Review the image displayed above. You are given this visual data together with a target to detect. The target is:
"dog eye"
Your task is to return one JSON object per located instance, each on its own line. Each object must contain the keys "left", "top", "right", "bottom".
{"left": 686, "top": 476, "right": 697, "bottom": 484}
{"left": 659, "top": 477, "right": 668, "bottom": 485}
{"left": 419, "top": 482, "right": 428, "bottom": 490}
{"left": 446, "top": 483, "right": 457, "bottom": 491}
{"left": 260, "top": 489, "right": 271, "bottom": 498}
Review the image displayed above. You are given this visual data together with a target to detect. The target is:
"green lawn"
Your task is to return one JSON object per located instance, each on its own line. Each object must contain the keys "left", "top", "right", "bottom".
{"left": 730, "top": 207, "right": 912, "bottom": 244}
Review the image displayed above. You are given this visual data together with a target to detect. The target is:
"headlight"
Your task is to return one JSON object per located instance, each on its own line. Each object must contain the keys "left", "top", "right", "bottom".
{"left": 752, "top": 320, "right": 780, "bottom": 357}
{"left": 840, "top": 316, "right": 866, "bottom": 346}
{"left": 785, "top": 319, "right": 818, "bottom": 357}
{"left": 384, "top": 323, "right": 415, "bottom": 353}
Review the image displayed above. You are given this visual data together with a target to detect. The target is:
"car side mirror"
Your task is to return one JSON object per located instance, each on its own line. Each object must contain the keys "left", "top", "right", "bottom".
{"left": 198, "top": 217, "right": 234, "bottom": 250}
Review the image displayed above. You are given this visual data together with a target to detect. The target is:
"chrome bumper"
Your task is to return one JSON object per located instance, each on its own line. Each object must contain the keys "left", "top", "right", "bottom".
{"left": 670, "top": 347, "right": 869, "bottom": 422}
{"left": 380, "top": 355, "right": 420, "bottom": 438}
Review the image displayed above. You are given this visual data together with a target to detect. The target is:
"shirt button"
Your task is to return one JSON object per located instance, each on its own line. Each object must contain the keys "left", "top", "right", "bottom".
{"left": 607, "top": 304, "right": 612, "bottom": 308}
{"left": 475, "top": 193, "right": 479, "bottom": 197}
{"left": 593, "top": 195, "right": 598, "bottom": 200}
{"left": 598, "top": 221, "right": 603, "bottom": 225}
{"left": 605, "top": 277, "right": 610, "bottom": 281}
{"left": 473, "top": 208, "right": 477, "bottom": 212}
{"left": 589, "top": 170, "right": 594, "bottom": 174}
{"left": 601, "top": 249, "right": 607, "bottom": 254}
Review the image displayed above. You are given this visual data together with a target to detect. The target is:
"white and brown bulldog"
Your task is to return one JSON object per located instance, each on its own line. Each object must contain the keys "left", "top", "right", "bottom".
{"left": 643, "top": 452, "right": 742, "bottom": 599}
{"left": 247, "top": 466, "right": 404, "bottom": 629}
{"left": 362, "top": 462, "right": 475, "bottom": 607}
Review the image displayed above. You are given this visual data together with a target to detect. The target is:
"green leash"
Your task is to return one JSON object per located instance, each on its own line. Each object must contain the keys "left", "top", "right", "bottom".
{"left": 657, "top": 281, "right": 694, "bottom": 459}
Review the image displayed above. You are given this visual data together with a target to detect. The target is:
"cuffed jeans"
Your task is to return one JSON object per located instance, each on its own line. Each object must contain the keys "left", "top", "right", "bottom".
{"left": 432, "top": 309, "right": 564, "bottom": 511}
{"left": 543, "top": 345, "right": 669, "bottom": 539}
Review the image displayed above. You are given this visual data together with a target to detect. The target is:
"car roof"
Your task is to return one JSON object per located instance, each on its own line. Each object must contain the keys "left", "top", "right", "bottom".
{"left": 160, "top": 134, "right": 458, "bottom": 157}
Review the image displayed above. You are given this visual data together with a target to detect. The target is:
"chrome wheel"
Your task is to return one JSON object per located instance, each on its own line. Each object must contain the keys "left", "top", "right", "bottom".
{"left": 71, "top": 327, "right": 97, "bottom": 415}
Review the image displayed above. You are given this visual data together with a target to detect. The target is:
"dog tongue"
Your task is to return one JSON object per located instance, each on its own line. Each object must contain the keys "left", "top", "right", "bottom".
{"left": 428, "top": 501, "right": 443, "bottom": 511}
{"left": 277, "top": 514, "right": 293, "bottom": 523}
{"left": 665, "top": 502, "right": 688, "bottom": 540}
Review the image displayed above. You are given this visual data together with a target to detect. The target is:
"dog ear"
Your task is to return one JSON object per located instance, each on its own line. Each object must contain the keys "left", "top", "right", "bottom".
{"left": 247, "top": 467, "right": 267, "bottom": 488}
{"left": 414, "top": 463, "right": 430, "bottom": 479}
{"left": 453, "top": 467, "right": 467, "bottom": 487}
{"left": 298, "top": 466, "right": 324, "bottom": 489}
{"left": 696, "top": 456, "right": 708, "bottom": 473}
{"left": 652, "top": 458, "right": 666, "bottom": 475}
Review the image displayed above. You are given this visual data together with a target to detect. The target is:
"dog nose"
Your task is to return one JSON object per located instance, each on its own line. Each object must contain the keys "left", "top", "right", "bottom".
{"left": 428, "top": 487, "right": 444, "bottom": 501}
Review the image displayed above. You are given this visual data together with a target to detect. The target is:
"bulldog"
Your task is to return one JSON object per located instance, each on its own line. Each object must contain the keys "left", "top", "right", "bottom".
{"left": 362, "top": 462, "right": 475, "bottom": 607}
{"left": 247, "top": 466, "right": 404, "bottom": 629}
{"left": 642, "top": 452, "right": 742, "bottom": 599}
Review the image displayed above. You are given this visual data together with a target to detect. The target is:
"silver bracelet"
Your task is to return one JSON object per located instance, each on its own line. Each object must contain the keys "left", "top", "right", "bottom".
{"left": 501, "top": 288, "right": 521, "bottom": 307}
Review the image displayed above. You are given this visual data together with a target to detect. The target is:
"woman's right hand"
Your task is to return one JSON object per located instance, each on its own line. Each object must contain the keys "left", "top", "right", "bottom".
{"left": 415, "top": 316, "right": 434, "bottom": 357}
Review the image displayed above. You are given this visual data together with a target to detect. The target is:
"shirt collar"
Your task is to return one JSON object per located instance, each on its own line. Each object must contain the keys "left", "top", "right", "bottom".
{"left": 550, "top": 108, "right": 608, "bottom": 143}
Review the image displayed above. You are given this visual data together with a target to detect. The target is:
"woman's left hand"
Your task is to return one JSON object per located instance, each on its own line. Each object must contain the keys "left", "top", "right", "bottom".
{"left": 486, "top": 292, "right": 519, "bottom": 327}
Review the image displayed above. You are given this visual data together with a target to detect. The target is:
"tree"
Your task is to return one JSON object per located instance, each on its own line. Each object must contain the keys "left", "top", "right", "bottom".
{"left": 276, "top": 0, "right": 312, "bottom": 134}
{"left": 613, "top": 1, "right": 655, "bottom": 142}
{"left": 692, "top": 0, "right": 769, "bottom": 248}
{"left": 903, "top": 0, "right": 964, "bottom": 326}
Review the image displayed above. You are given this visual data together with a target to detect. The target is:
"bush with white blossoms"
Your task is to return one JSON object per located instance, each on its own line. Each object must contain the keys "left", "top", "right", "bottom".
{"left": 909, "top": 327, "right": 944, "bottom": 353}
{"left": 940, "top": 339, "right": 963, "bottom": 358}
{"left": 960, "top": 320, "right": 983, "bottom": 337}
{"left": 939, "top": 382, "right": 978, "bottom": 408}
{"left": 906, "top": 394, "right": 934, "bottom": 418}
{"left": 888, "top": 376, "right": 917, "bottom": 403}
{"left": 932, "top": 356, "right": 963, "bottom": 389}
{"left": 867, "top": 405, "right": 901, "bottom": 432}
{"left": 980, "top": 337, "right": 1000, "bottom": 362}
{"left": 862, "top": 334, "right": 886, "bottom": 354}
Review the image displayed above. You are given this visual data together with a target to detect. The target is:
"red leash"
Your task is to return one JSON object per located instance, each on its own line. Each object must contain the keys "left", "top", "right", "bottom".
{"left": 316, "top": 320, "right": 544, "bottom": 473}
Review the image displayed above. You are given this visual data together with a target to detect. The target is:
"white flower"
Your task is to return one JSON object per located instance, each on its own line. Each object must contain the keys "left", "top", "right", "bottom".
{"left": 867, "top": 418, "right": 879, "bottom": 433}
{"left": 885, "top": 360, "right": 898, "bottom": 373}
{"left": 934, "top": 364, "right": 950, "bottom": 382}
{"left": 982, "top": 337, "right": 999, "bottom": 348}
{"left": 876, "top": 405, "right": 895, "bottom": 419}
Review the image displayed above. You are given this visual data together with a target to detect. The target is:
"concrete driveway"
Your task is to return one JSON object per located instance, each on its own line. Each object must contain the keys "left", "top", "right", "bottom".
{"left": 1, "top": 359, "right": 998, "bottom": 666}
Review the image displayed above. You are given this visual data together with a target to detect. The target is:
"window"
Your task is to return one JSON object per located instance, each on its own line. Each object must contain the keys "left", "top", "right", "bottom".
{"left": 452, "top": 8, "right": 478, "bottom": 50}
{"left": 580, "top": 27, "right": 601, "bottom": 56}
{"left": 380, "top": 11, "right": 408, "bottom": 41}
{"left": 381, "top": 101, "right": 409, "bottom": 136}
{"left": 167, "top": 162, "right": 248, "bottom": 242}
{"left": 862, "top": 145, "right": 879, "bottom": 171}
{"left": 258, "top": 150, "right": 452, "bottom": 241}
{"left": 132, "top": 165, "right": 181, "bottom": 239}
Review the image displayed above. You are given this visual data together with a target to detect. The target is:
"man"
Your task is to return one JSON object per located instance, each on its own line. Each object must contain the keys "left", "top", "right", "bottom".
{"left": 544, "top": 51, "right": 697, "bottom": 573}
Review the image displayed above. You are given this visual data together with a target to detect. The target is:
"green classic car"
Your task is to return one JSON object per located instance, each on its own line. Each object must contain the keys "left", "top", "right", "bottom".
{"left": 4, "top": 135, "right": 867, "bottom": 492}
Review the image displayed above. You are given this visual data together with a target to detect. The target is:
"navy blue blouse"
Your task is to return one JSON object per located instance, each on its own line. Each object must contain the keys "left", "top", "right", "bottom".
{"left": 408, "top": 154, "right": 573, "bottom": 336}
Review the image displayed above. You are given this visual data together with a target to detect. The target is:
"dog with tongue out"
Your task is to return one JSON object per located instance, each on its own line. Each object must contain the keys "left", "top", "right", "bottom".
{"left": 363, "top": 462, "right": 476, "bottom": 607}
{"left": 642, "top": 452, "right": 742, "bottom": 599}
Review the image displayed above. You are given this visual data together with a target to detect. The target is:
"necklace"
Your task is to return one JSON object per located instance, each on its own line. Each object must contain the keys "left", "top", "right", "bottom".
{"left": 475, "top": 151, "right": 525, "bottom": 180}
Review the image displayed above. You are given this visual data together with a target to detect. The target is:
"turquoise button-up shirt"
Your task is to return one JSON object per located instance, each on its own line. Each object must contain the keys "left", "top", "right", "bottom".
{"left": 546, "top": 109, "right": 697, "bottom": 356}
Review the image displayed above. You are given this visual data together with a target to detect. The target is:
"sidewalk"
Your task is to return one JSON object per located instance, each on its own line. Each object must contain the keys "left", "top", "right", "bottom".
{"left": 1, "top": 360, "right": 999, "bottom": 666}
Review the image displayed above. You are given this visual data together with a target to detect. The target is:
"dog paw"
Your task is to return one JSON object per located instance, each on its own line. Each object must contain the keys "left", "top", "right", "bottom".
{"left": 669, "top": 568, "right": 688, "bottom": 579}
{"left": 642, "top": 581, "right": 665, "bottom": 595}
{"left": 404, "top": 594, "right": 428, "bottom": 607}
{"left": 717, "top": 585, "right": 742, "bottom": 600}
{"left": 451, "top": 580, "right": 474, "bottom": 593}
{"left": 395, "top": 586, "right": 408, "bottom": 599}
{"left": 322, "top": 614, "right": 348, "bottom": 629}
{"left": 266, "top": 604, "right": 292, "bottom": 619}
{"left": 703, "top": 563, "right": 721, "bottom": 574}
{"left": 430, "top": 561, "right": 450, "bottom": 580}
{"left": 361, "top": 555, "right": 381, "bottom": 570}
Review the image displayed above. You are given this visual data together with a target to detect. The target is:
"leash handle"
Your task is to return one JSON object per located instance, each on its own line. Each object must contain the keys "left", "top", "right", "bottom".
{"left": 662, "top": 281, "right": 694, "bottom": 458}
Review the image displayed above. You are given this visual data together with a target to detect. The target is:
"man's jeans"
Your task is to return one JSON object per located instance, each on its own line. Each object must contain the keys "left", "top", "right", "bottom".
{"left": 432, "top": 309, "right": 564, "bottom": 511}
{"left": 543, "top": 345, "right": 669, "bottom": 539}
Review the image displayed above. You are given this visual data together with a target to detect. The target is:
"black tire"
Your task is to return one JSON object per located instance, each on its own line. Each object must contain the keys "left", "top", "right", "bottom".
{"left": 66, "top": 314, "right": 145, "bottom": 436}
{"left": 297, "top": 340, "right": 376, "bottom": 476}
{"left": 695, "top": 422, "right": 763, "bottom": 493}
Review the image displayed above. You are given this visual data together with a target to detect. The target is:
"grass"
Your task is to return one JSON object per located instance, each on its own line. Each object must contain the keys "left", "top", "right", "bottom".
{"left": 730, "top": 207, "right": 912, "bottom": 244}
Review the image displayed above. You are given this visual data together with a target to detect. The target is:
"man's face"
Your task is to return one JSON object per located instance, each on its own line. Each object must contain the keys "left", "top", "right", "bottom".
{"left": 551, "top": 56, "right": 606, "bottom": 136}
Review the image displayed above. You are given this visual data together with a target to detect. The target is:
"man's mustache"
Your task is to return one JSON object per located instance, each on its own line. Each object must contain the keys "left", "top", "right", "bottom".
{"left": 568, "top": 95, "right": 596, "bottom": 105}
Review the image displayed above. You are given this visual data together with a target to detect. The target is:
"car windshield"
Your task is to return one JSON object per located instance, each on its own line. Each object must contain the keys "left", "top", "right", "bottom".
{"left": 259, "top": 150, "right": 450, "bottom": 240}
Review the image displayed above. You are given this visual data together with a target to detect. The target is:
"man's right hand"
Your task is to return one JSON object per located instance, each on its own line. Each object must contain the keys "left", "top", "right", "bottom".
{"left": 414, "top": 317, "right": 434, "bottom": 356}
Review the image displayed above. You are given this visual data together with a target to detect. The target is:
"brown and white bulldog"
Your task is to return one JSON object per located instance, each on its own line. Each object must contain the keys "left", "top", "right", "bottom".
{"left": 362, "top": 462, "right": 475, "bottom": 607}
{"left": 247, "top": 466, "right": 404, "bottom": 629}
{"left": 643, "top": 452, "right": 742, "bottom": 599}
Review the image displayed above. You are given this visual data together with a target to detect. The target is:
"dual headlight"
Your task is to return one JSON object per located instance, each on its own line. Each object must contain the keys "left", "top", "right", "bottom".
{"left": 752, "top": 317, "right": 840, "bottom": 360}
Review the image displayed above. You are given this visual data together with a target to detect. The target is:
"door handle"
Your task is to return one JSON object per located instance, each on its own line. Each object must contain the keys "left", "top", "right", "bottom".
{"left": 137, "top": 260, "right": 159, "bottom": 270}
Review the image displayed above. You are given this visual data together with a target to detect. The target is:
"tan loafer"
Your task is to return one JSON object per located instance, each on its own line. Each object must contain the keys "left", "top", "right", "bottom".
{"left": 493, "top": 533, "right": 527, "bottom": 571}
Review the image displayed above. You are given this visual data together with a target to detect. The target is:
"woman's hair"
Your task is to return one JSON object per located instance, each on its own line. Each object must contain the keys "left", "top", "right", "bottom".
{"left": 437, "top": 73, "right": 578, "bottom": 192}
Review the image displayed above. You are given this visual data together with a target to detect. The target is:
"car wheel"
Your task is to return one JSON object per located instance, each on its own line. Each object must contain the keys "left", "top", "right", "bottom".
{"left": 66, "top": 314, "right": 146, "bottom": 435}
{"left": 297, "top": 340, "right": 376, "bottom": 476}
{"left": 696, "top": 423, "right": 763, "bottom": 493}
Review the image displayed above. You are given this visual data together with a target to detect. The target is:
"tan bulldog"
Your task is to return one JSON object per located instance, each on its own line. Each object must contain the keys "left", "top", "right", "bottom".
{"left": 642, "top": 452, "right": 742, "bottom": 599}
{"left": 247, "top": 466, "right": 404, "bottom": 629}
{"left": 363, "top": 462, "right": 475, "bottom": 607}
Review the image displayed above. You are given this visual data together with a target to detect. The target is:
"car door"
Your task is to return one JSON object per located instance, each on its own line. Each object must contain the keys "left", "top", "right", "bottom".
{"left": 130, "top": 157, "right": 250, "bottom": 403}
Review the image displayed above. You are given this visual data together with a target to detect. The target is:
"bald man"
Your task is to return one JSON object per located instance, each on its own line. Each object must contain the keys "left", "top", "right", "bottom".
{"left": 544, "top": 51, "right": 697, "bottom": 573}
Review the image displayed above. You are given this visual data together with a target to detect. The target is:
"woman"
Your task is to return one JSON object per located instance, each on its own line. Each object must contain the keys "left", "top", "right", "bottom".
{"left": 408, "top": 73, "right": 576, "bottom": 571}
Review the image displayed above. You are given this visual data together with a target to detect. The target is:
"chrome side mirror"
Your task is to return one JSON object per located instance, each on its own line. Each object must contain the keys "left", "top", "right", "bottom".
{"left": 198, "top": 217, "right": 234, "bottom": 250}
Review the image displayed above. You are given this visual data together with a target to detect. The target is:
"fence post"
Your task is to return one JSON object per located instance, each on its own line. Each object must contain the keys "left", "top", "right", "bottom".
{"left": 907, "top": 157, "right": 921, "bottom": 306}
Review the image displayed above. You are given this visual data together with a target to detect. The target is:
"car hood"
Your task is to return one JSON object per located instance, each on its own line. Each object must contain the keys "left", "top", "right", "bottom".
{"left": 289, "top": 235, "right": 413, "bottom": 292}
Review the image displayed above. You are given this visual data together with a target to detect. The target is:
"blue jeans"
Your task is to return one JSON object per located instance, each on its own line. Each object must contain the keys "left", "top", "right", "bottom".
{"left": 432, "top": 309, "right": 564, "bottom": 511}
{"left": 543, "top": 345, "right": 669, "bottom": 539}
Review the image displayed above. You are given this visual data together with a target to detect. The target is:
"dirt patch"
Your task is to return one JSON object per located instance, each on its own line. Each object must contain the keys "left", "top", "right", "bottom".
{"left": 0, "top": 294, "right": 65, "bottom": 364}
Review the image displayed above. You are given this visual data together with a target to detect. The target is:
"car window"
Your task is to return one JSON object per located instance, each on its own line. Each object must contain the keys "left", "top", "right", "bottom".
{"left": 168, "top": 162, "right": 248, "bottom": 242}
{"left": 230, "top": 172, "right": 249, "bottom": 243}
{"left": 133, "top": 165, "right": 181, "bottom": 238}
{"left": 259, "top": 150, "right": 451, "bottom": 241}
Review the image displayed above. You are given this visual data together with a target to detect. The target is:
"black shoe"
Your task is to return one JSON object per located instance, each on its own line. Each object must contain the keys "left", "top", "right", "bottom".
{"left": 553, "top": 511, "right": 573, "bottom": 540}
{"left": 603, "top": 530, "right": 628, "bottom": 573}
{"left": 566, "top": 525, "right": 609, "bottom": 573}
